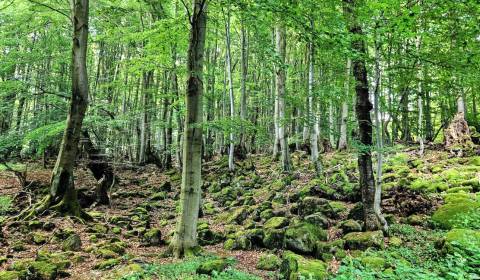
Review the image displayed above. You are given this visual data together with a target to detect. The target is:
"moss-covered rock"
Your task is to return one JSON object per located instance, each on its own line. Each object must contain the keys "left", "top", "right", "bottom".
{"left": 442, "top": 228, "right": 480, "bottom": 253}
{"left": 142, "top": 228, "right": 162, "bottom": 246}
{"left": 406, "top": 214, "right": 427, "bottom": 226}
{"left": 389, "top": 237, "right": 403, "bottom": 247}
{"left": 340, "top": 219, "right": 362, "bottom": 233}
{"left": 11, "top": 260, "right": 58, "bottom": 280}
{"left": 432, "top": 197, "right": 480, "bottom": 229}
{"left": 62, "top": 233, "right": 82, "bottom": 251}
{"left": 263, "top": 228, "right": 286, "bottom": 249}
{"left": 94, "top": 258, "right": 121, "bottom": 270}
{"left": 226, "top": 206, "right": 249, "bottom": 225}
{"left": 298, "top": 197, "right": 334, "bottom": 218}
{"left": 304, "top": 213, "right": 329, "bottom": 229}
{"left": 285, "top": 222, "right": 327, "bottom": 254}
{"left": 196, "top": 258, "right": 228, "bottom": 275}
{"left": 343, "top": 231, "right": 384, "bottom": 250}
{"left": 0, "top": 271, "right": 20, "bottom": 280}
{"left": 360, "top": 256, "right": 386, "bottom": 270}
{"left": 280, "top": 251, "right": 327, "bottom": 280}
{"left": 256, "top": 253, "right": 281, "bottom": 271}
{"left": 31, "top": 232, "right": 47, "bottom": 245}
{"left": 264, "top": 217, "right": 289, "bottom": 229}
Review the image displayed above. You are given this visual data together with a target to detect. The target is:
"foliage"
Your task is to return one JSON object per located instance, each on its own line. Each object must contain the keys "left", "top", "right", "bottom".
{"left": 119, "top": 256, "right": 260, "bottom": 280}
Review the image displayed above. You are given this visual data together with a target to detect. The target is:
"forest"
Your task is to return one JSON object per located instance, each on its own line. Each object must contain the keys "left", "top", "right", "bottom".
{"left": 0, "top": 0, "right": 479, "bottom": 279}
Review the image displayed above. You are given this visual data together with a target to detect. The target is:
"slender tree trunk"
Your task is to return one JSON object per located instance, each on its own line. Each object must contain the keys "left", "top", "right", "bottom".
{"left": 46, "top": 0, "right": 90, "bottom": 218}
{"left": 239, "top": 18, "right": 248, "bottom": 157}
{"left": 275, "top": 23, "right": 291, "bottom": 172}
{"left": 338, "top": 59, "right": 351, "bottom": 150}
{"left": 328, "top": 102, "right": 335, "bottom": 147}
{"left": 307, "top": 27, "right": 321, "bottom": 175}
{"left": 224, "top": 7, "right": 235, "bottom": 171}
{"left": 343, "top": 0, "right": 383, "bottom": 231}
{"left": 172, "top": 0, "right": 207, "bottom": 258}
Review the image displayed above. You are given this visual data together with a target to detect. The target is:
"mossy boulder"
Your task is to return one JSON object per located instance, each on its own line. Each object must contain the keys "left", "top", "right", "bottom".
{"left": 256, "top": 253, "right": 281, "bottom": 271}
{"left": 285, "top": 222, "right": 327, "bottom": 254}
{"left": 264, "top": 217, "right": 289, "bottom": 229}
{"left": 263, "top": 228, "right": 286, "bottom": 249}
{"left": 198, "top": 224, "right": 224, "bottom": 246}
{"left": 304, "top": 213, "right": 329, "bottom": 229}
{"left": 31, "top": 232, "right": 47, "bottom": 245}
{"left": 12, "top": 260, "right": 57, "bottom": 280}
{"left": 94, "top": 258, "right": 121, "bottom": 270}
{"left": 343, "top": 231, "right": 384, "bottom": 250}
{"left": 298, "top": 197, "right": 334, "bottom": 218}
{"left": 280, "top": 251, "right": 327, "bottom": 280}
{"left": 226, "top": 206, "right": 249, "bottom": 225}
{"left": 442, "top": 229, "right": 480, "bottom": 253}
{"left": 0, "top": 271, "right": 20, "bottom": 280}
{"left": 142, "top": 228, "right": 162, "bottom": 246}
{"left": 340, "top": 219, "right": 362, "bottom": 233}
{"left": 406, "top": 214, "right": 427, "bottom": 226}
{"left": 360, "top": 256, "right": 386, "bottom": 270}
{"left": 315, "top": 240, "right": 345, "bottom": 261}
{"left": 62, "top": 233, "right": 82, "bottom": 251}
{"left": 432, "top": 198, "right": 480, "bottom": 229}
{"left": 196, "top": 258, "right": 228, "bottom": 275}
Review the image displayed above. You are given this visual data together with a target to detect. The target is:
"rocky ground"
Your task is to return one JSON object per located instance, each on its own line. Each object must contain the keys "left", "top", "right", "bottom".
{"left": 0, "top": 145, "right": 479, "bottom": 279}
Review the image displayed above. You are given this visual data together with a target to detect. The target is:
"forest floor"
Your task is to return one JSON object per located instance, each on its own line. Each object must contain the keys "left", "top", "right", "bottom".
{"left": 0, "top": 145, "right": 479, "bottom": 279}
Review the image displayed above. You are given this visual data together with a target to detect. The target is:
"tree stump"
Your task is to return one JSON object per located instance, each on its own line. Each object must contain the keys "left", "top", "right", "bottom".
{"left": 444, "top": 113, "right": 474, "bottom": 157}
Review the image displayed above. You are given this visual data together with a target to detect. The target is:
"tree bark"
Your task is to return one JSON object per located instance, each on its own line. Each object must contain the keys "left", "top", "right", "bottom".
{"left": 338, "top": 58, "right": 351, "bottom": 150}
{"left": 343, "top": 0, "right": 383, "bottom": 231}
{"left": 43, "top": 0, "right": 89, "bottom": 218}
{"left": 275, "top": 23, "right": 292, "bottom": 172}
{"left": 172, "top": 0, "right": 207, "bottom": 258}
{"left": 224, "top": 7, "right": 235, "bottom": 171}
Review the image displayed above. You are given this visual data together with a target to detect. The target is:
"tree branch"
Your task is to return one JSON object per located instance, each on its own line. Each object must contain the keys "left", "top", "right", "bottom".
{"left": 28, "top": 0, "right": 71, "bottom": 22}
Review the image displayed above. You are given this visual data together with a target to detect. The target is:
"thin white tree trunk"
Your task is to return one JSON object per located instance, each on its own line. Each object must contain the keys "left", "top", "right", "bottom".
{"left": 307, "top": 26, "right": 321, "bottom": 175}
{"left": 224, "top": 7, "right": 235, "bottom": 171}
{"left": 338, "top": 59, "right": 351, "bottom": 150}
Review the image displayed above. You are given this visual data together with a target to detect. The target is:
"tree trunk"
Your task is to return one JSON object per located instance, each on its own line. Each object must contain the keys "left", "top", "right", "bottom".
{"left": 338, "top": 59, "right": 350, "bottom": 150}
{"left": 224, "top": 7, "right": 235, "bottom": 171}
{"left": 172, "top": 0, "right": 207, "bottom": 258}
{"left": 275, "top": 23, "right": 292, "bottom": 173}
{"left": 239, "top": 18, "right": 248, "bottom": 158}
{"left": 47, "top": 0, "right": 90, "bottom": 218}
{"left": 343, "top": 0, "right": 383, "bottom": 231}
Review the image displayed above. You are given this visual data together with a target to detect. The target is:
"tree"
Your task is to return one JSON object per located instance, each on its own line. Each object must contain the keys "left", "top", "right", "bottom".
{"left": 172, "top": 0, "right": 207, "bottom": 258}
{"left": 343, "top": 0, "right": 385, "bottom": 231}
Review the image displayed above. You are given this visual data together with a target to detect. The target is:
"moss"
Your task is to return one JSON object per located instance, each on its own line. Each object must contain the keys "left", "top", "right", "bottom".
{"left": 360, "top": 256, "right": 386, "bottom": 270}
{"left": 389, "top": 237, "right": 403, "bottom": 247}
{"left": 263, "top": 228, "right": 286, "bottom": 249}
{"left": 62, "top": 233, "right": 81, "bottom": 251}
{"left": 446, "top": 186, "right": 473, "bottom": 193}
{"left": 469, "top": 156, "right": 480, "bottom": 166}
{"left": 226, "top": 206, "right": 249, "bottom": 225}
{"left": 96, "top": 248, "right": 118, "bottom": 259}
{"left": 343, "top": 231, "right": 384, "bottom": 250}
{"left": 443, "top": 229, "right": 480, "bottom": 253}
{"left": 285, "top": 222, "right": 327, "bottom": 254}
{"left": 94, "top": 258, "right": 121, "bottom": 270}
{"left": 0, "top": 271, "right": 20, "bottom": 280}
{"left": 410, "top": 178, "right": 448, "bottom": 192}
{"left": 281, "top": 251, "right": 327, "bottom": 280}
{"left": 196, "top": 258, "right": 228, "bottom": 275}
{"left": 142, "top": 228, "right": 162, "bottom": 246}
{"left": 341, "top": 219, "right": 362, "bottom": 233}
{"left": 432, "top": 198, "right": 480, "bottom": 229}
{"left": 256, "top": 253, "right": 281, "bottom": 271}
{"left": 264, "top": 217, "right": 289, "bottom": 229}
{"left": 32, "top": 232, "right": 47, "bottom": 244}
{"left": 329, "top": 201, "right": 348, "bottom": 215}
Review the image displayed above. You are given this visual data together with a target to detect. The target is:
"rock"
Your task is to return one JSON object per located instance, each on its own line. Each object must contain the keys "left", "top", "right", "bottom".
{"left": 198, "top": 224, "right": 223, "bottom": 246}
{"left": 315, "top": 240, "right": 345, "bottom": 259}
{"left": 226, "top": 207, "right": 249, "bottom": 225}
{"left": 260, "top": 209, "right": 274, "bottom": 220}
{"left": 285, "top": 222, "right": 327, "bottom": 254}
{"left": 340, "top": 219, "right": 362, "bottom": 233}
{"left": 96, "top": 249, "right": 117, "bottom": 259}
{"left": 298, "top": 197, "right": 333, "bottom": 217}
{"left": 102, "top": 241, "right": 127, "bottom": 254}
{"left": 0, "top": 271, "right": 20, "bottom": 280}
{"left": 442, "top": 228, "right": 480, "bottom": 253}
{"left": 90, "top": 223, "right": 108, "bottom": 234}
{"left": 264, "top": 217, "right": 289, "bottom": 229}
{"left": 406, "top": 214, "right": 426, "bottom": 226}
{"left": 62, "top": 233, "right": 82, "bottom": 251}
{"left": 256, "top": 253, "right": 281, "bottom": 271}
{"left": 389, "top": 237, "right": 403, "bottom": 247}
{"left": 94, "top": 258, "right": 120, "bottom": 270}
{"left": 263, "top": 228, "right": 286, "bottom": 249}
{"left": 151, "top": 191, "right": 167, "bottom": 200}
{"left": 343, "top": 231, "right": 384, "bottom": 250}
{"left": 304, "top": 213, "right": 329, "bottom": 229}
{"left": 32, "top": 232, "right": 47, "bottom": 245}
{"left": 196, "top": 258, "right": 228, "bottom": 275}
{"left": 12, "top": 241, "right": 25, "bottom": 252}
{"left": 280, "top": 251, "right": 327, "bottom": 280}
{"left": 36, "top": 250, "right": 72, "bottom": 270}
{"left": 13, "top": 260, "right": 58, "bottom": 280}
{"left": 347, "top": 203, "right": 364, "bottom": 221}
{"left": 142, "top": 228, "right": 162, "bottom": 246}
{"left": 360, "top": 256, "right": 386, "bottom": 270}
{"left": 28, "top": 220, "right": 43, "bottom": 230}
{"left": 432, "top": 198, "right": 480, "bottom": 229}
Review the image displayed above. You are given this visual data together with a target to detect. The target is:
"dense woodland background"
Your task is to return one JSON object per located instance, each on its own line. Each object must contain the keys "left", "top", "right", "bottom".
{"left": 0, "top": 0, "right": 479, "bottom": 279}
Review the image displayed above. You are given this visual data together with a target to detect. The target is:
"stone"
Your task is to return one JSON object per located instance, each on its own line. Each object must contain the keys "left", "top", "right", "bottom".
{"left": 432, "top": 198, "right": 480, "bottom": 229}
{"left": 340, "top": 219, "right": 362, "bottom": 233}
{"left": 304, "top": 213, "right": 329, "bottom": 229}
{"left": 256, "top": 253, "right": 281, "bottom": 271}
{"left": 94, "top": 258, "right": 120, "bottom": 270}
{"left": 263, "top": 228, "right": 286, "bottom": 249}
{"left": 226, "top": 207, "right": 249, "bottom": 225}
{"left": 32, "top": 232, "right": 47, "bottom": 245}
{"left": 285, "top": 222, "right": 327, "bottom": 254}
{"left": 0, "top": 271, "right": 20, "bottom": 280}
{"left": 298, "top": 197, "right": 333, "bottom": 217}
{"left": 360, "top": 256, "right": 386, "bottom": 270}
{"left": 389, "top": 237, "right": 403, "bottom": 247}
{"left": 142, "top": 228, "right": 162, "bottom": 246}
{"left": 62, "top": 233, "right": 82, "bottom": 251}
{"left": 442, "top": 228, "right": 480, "bottom": 253}
{"left": 343, "top": 231, "right": 384, "bottom": 250}
{"left": 280, "top": 251, "right": 327, "bottom": 280}
{"left": 264, "top": 217, "right": 289, "bottom": 229}
{"left": 196, "top": 258, "right": 228, "bottom": 275}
